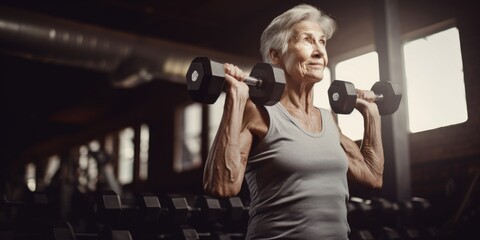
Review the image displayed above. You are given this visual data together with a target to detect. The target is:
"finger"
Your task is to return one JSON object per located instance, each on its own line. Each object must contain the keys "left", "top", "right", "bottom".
{"left": 356, "top": 89, "right": 376, "bottom": 102}
{"left": 355, "top": 96, "right": 380, "bottom": 115}
{"left": 224, "top": 63, "right": 247, "bottom": 81}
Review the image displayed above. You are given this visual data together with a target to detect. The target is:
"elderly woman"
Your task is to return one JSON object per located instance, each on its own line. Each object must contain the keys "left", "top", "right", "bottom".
{"left": 203, "top": 4, "right": 384, "bottom": 239}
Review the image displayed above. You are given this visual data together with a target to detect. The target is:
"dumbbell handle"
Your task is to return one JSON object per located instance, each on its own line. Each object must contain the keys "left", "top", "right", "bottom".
{"left": 373, "top": 93, "right": 384, "bottom": 102}
{"left": 331, "top": 92, "right": 383, "bottom": 102}
{"left": 192, "top": 60, "right": 263, "bottom": 87}
{"left": 243, "top": 75, "right": 263, "bottom": 88}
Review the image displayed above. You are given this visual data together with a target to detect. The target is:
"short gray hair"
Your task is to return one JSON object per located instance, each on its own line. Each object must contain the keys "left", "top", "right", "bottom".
{"left": 260, "top": 4, "right": 337, "bottom": 63}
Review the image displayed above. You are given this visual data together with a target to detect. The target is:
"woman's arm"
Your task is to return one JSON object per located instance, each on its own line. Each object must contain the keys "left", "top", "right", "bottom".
{"left": 203, "top": 64, "right": 254, "bottom": 197}
{"left": 340, "top": 90, "right": 384, "bottom": 189}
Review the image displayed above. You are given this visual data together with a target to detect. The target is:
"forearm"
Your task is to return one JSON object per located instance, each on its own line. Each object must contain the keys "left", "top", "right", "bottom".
{"left": 203, "top": 92, "right": 248, "bottom": 197}
{"left": 359, "top": 109, "right": 384, "bottom": 187}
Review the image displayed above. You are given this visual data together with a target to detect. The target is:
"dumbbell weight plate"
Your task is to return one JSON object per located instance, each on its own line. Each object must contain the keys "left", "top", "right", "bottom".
{"left": 328, "top": 80, "right": 357, "bottom": 114}
{"left": 186, "top": 57, "right": 225, "bottom": 104}
{"left": 370, "top": 81, "right": 402, "bottom": 116}
{"left": 249, "top": 63, "right": 286, "bottom": 106}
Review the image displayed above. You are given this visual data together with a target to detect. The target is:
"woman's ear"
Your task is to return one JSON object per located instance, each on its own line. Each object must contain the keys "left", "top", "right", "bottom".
{"left": 269, "top": 49, "right": 281, "bottom": 65}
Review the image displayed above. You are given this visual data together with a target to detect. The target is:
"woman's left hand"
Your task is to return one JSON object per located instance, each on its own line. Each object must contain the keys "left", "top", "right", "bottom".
{"left": 355, "top": 89, "right": 380, "bottom": 116}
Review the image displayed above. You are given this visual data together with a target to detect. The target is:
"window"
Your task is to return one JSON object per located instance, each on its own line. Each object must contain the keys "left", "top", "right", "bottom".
{"left": 139, "top": 124, "right": 150, "bottom": 180}
{"left": 118, "top": 127, "right": 134, "bottom": 184}
{"left": 335, "top": 52, "right": 380, "bottom": 141}
{"left": 404, "top": 27, "right": 467, "bottom": 132}
{"left": 332, "top": 26, "right": 466, "bottom": 138}
{"left": 25, "top": 162, "right": 36, "bottom": 192}
{"left": 174, "top": 103, "right": 203, "bottom": 172}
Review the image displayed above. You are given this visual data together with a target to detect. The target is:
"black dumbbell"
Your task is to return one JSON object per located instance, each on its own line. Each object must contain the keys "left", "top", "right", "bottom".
{"left": 95, "top": 190, "right": 169, "bottom": 224}
{"left": 348, "top": 197, "right": 374, "bottom": 229}
{"left": 370, "top": 197, "right": 400, "bottom": 225}
{"left": 159, "top": 194, "right": 192, "bottom": 225}
{"left": 134, "top": 192, "right": 168, "bottom": 222}
{"left": 119, "top": 192, "right": 169, "bottom": 224}
{"left": 187, "top": 195, "right": 224, "bottom": 224}
{"left": 328, "top": 80, "right": 402, "bottom": 115}
{"left": 225, "top": 196, "right": 249, "bottom": 223}
{"left": 1, "top": 190, "right": 53, "bottom": 222}
{"left": 186, "top": 57, "right": 286, "bottom": 106}
{"left": 45, "top": 220, "right": 133, "bottom": 240}
{"left": 94, "top": 190, "right": 122, "bottom": 224}
{"left": 214, "top": 196, "right": 249, "bottom": 233}
{"left": 350, "top": 229, "right": 375, "bottom": 240}
{"left": 377, "top": 227, "right": 402, "bottom": 240}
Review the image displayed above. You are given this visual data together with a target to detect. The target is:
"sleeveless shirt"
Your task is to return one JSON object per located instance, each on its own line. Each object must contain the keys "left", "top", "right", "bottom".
{"left": 245, "top": 103, "right": 350, "bottom": 239}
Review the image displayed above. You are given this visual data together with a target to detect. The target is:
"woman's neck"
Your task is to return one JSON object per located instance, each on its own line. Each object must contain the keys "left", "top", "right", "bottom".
{"left": 280, "top": 79, "right": 316, "bottom": 114}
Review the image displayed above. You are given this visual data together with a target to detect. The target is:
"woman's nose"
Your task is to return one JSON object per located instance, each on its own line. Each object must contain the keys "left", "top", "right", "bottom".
{"left": 312, "top": 48, "right": 324, "bottom": 58}
{"left": 312, "top": 43, "right": 325, "bottom": 58}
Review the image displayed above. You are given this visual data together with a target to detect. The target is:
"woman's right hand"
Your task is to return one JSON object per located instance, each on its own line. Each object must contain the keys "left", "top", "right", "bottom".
{"left": 223, "top": 63, "right": 250, "bottom": 104}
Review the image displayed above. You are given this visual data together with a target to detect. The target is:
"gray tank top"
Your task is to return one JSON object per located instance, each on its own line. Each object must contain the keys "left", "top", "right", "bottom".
{"left": 245, "top": 103, "right": 350, "bottom": 239}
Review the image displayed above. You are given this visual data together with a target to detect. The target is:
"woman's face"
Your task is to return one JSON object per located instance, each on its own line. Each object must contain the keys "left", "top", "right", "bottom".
{"left": 279, "top": 20, "right": 328, "bottom": 83}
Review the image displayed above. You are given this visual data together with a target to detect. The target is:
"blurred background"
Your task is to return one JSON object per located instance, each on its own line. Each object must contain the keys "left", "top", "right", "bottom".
{"left": 1, "top": 0, "right": 478, "bottom": 239}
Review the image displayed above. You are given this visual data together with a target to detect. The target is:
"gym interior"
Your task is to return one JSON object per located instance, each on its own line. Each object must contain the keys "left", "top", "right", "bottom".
{"left": 1, "top": 0, "right": 479, "bottom": 239}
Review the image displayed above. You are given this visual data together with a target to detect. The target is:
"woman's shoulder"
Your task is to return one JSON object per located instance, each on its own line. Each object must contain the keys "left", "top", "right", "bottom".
{"left": 316, "top": 107, "right": 334, "bottom": 118}
{"left": 244, "top": 100, "right": 269, "bottom": 138}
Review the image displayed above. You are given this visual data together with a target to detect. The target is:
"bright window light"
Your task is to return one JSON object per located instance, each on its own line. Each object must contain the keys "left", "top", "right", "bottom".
{"left": 335, "top": 52, "right": 380, "bottom": 141}
{"left": 118, "top": 127, "right": 134, "bottom": 184}
{"left": 175, "top": 103, "right": 202, "bottom": 172}
{"left": 313, "top": 67, "right": 332, "bottom": 110}
{"left": 404, "top": 27, "right": 467, "bottom": 132}
{"left": 139, "top": 124, "right": 149, "bottom": 180}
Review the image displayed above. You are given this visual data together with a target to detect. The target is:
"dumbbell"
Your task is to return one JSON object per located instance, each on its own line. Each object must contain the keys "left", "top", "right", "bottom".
{"left": 186, "top": 57, "right": 286, "bottom": 106}
{"left": 328, "top": 80, "right": 402, "bottom": 115}
{"left": 159, "top": 193, "right": 192, "bottom": 225}
{"left": 95, "top": 190, "right": 168, "bottom": 225}
{"left": 350, "top": 229, "right": 375, "bottom": 240}
{"left": 348, "top": 197, "right": 374, "bottom": 229}
{"left": 94, "top": 190, "right": 122, "bottom": 224}
{"left": 187, "top": 195, "right": 224, "bottom": 224}
{"left": 44, "top": 220, "right": 133, "bottom": 240}
{"left": 216, "top": 196, "right": 249, "bottom": 233}
{"left": 1, "top": 191, "right": 53, "bottom": 222}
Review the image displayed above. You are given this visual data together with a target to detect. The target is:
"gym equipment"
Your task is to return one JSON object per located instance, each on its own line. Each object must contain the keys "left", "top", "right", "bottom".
{"left": 0, "top": 219, "right": 132, "bottom": 240}
{"left": 188, "top": 195, "right": 223, "bottom": 223}
{"left": 328, "top": 80, "right": 402, "bottom": 115}
{"left": 186, "top": 57, "right": 286, "bottom": 106}
{"left": 159, "top": 194, "right": 191, "bottom": 225}
{"left": 1, "top": 191, "right": 53, "bottom": 222}
{"left": 44, "top": 220, "right": 132, "bottom": 240}
{"left": 225, "top": 197, "right": 249, "bottom": 223}
{"left": 94, "top": 190, "right": 122, "bottom": 224}
{"left": 377, "top": 227, "right": 402, "bottom": 240}
{"left": 370, "top": 197, "right": 399, "bottom": 225}
{"left": 215, "top": 196, "right": 249, "bottom": 234}
{"left": 95, "top": 190, "right": 168, "bottom": 224}
{"left": 348, "top": 197, "right": 374, "bottom": 230}
{"left": 172, "top": 226, "right": 244, "bottom": 240}
{"left": 350, "top": 229, "right": 375, "bottom": 240}
{"left": 119, "top": 192, "right": 168, "bottom": 223}
{"left": 134, "top": 192, "right": 166, "bottom": 222}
